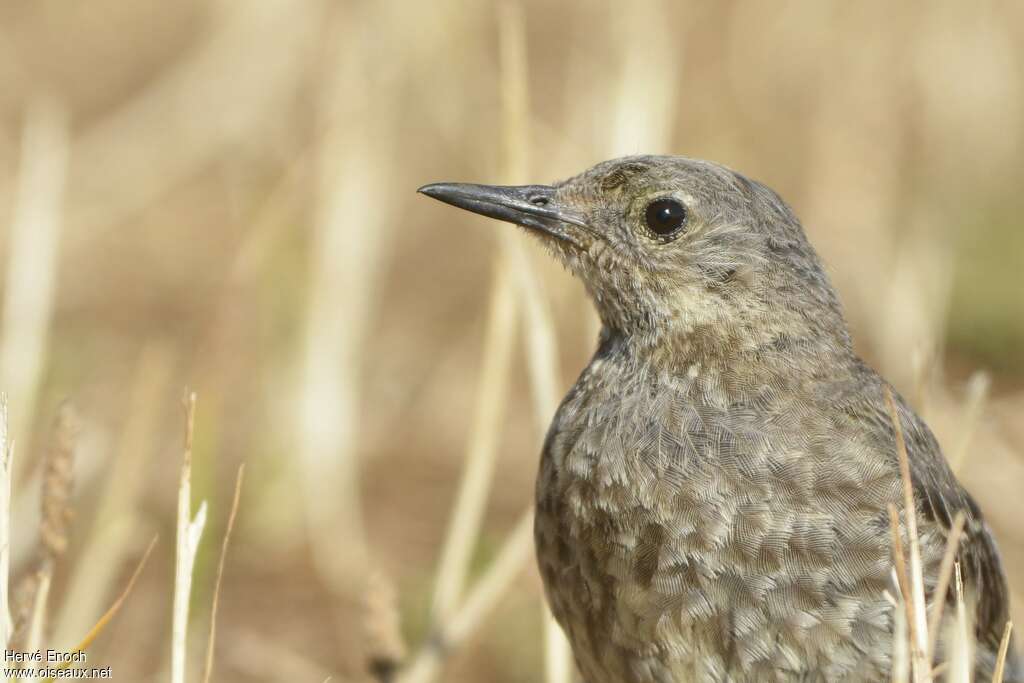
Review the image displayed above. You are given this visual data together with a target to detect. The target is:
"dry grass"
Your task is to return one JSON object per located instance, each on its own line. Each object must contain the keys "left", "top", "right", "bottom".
{"left": 886, "top": 388, "right": 932, "bottom": 681}
{"left": 172, "top": 392, "right": 207, "bottom": 683}
{"left": 0, "top": 397, "right": 11, "bottom": 661}
{"left": 201, "top": 464, "right": 245, "bottom": 683}
{"left": 886, "top": 385, "right": 1015, "bottom": 682}
{"left": 0, "top": 97, "right": 67, "bottom": 447}
{"left": 0, "top": 1, "right": 1021, "bottom": 681}
{"left": 429, "top": 256, "right": 518, "bottom": 625}
{"left": 40, "top": 536, "right": 157, "bottom": 682}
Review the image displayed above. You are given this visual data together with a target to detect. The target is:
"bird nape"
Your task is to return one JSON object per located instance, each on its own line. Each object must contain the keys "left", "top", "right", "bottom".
{"left": 419, "top": 155, "right": 1018, "bottom": 683}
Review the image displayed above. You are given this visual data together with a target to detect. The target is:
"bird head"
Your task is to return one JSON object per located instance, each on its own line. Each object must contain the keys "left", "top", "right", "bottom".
{"left": 420, "top": 155, "right": 850, "bottom": 364}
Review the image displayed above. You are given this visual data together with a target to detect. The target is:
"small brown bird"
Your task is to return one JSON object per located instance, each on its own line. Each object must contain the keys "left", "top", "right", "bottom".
{"left": 420, "top": 156, "right": 1018, "bottom": 682}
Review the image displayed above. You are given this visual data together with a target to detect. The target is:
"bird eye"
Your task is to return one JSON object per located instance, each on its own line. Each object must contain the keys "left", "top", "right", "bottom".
{"left": 644, "top": 198, "right": 687, "bottom": 239}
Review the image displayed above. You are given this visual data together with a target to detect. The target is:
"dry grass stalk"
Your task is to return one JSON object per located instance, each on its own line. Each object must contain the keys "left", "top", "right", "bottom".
{"left": 993, "top": 621, "right": 1014, "bottom": 683}
{"left": 502, "top": 225, "right": 576, "bottom": 683}
{"left": 0, "top": 96, "right": 69, "bottom": 446}
{"left": 297, "top": 8, "right": 398, "bottom": 587}
{"left": 607, "top": 0, "right": 679, "bottom": 157}
{"left": 54, "top": 346, "right": 172, "bottom": 647}
{"left": 398, "top": 512, "right": 534, "bottom": 683}
{"left": 330, "top": 21, "right": 537, "bottom": 670}
{"left": 25, "top": 572, "right": 51, "bottom": 672}
{"left": 910, "top": 346, "right": 935, "bottom": 415}
{"left": 497, "top": 3, "right": 573, "bottom": 681}
{"left": 928, "top": 511, "right": 967, "bottom": 661}
{"left": 950, "top": 372, "right": 991, "bottom": 473}
{"left": 888, "top": 503, "right": 912, "bottom": 610}
{"left": 430, "top": 257, "right": 518, "bottom": 622}
{"left": 444, "top": 511, "right": 534, "bottom": 661}
{"left": 890, "top": 585, "right": 910, "bottom": 683}
{"left": 27, "top": 404, "right": 78, "bottom": 666}
{"left": 43, "top": 535, "right": 158, "bottom": 683}
{"left": 172, "top": 391, "right": 208, "bottom": 683}
{"left": 38, "top": 404, "right": 78, "bottom": 569}
{"left": 404, "top": 262, "right": 541, "bottom": 679}
{"left": 1, "top": 396, "right": 12, "bottom": 656}
{"left": 364, "top": 570, "right": 407, "bottom": 683}
{"left": 885, "top": 387, "right": 932, "bottom": 683}
{"left": 201, "top": 464, "right": 245, "bottom": 683}
{"left": 9, "top": 447, "right": 105, "bottom": 581}
{"left": 498, "top": 0, "right": 529, "bottom": 184}
{"left": 948, "top": 563, "right": 973, "bottom": 682}
{"left": 11, "top": 404, "right": 79, "bottom": 649}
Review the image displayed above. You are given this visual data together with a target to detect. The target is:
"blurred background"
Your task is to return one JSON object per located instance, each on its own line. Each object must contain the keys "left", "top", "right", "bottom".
{"left": 1, "top": 1, "right": 1022, "bottom": 681}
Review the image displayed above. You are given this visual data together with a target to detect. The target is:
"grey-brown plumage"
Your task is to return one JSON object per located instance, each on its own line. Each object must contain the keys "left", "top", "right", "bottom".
{"left": 420, "top": 156, "right": 1018, "bottom": 682}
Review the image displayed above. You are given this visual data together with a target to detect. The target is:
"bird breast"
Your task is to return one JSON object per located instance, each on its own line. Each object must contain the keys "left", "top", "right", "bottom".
{"left": 533, "top": 354, "right": 906, "bottom": 681}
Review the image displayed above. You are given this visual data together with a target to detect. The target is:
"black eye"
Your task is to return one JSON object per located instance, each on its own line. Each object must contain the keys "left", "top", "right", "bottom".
{"left": 644, "top": 198, "right": 687, "bottom": 238}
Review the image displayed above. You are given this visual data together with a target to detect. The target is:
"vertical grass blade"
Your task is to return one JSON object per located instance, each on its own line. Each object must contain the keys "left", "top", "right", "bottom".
{"left": 951, "top": 371, "right": 990, "bottom": 474}
{"left": 399, "top": 512, "right": 534, "bottom": 683}
{"left": 172, "top": 392, "right": 208, "bottom": 683}
{"left": 364, "top": 570, "right": 407, "bottom": 683}
{"left": 993, "top": 621, "right": 1014, "bottom": 683}
{"left": 43, "top": 536, "right": 158, "bottom": 683}
{"left": 20, "top": 404, "right": 79, "bottom": 670}
{"left": 430, "top": 258, "right": 518, "bottom": 622}
{"left": 25, "top": 573, "right": 52, "bottom": 672}
{"left": 1, "top": 97, "right": 69, "bottom": 445}
{"left": 948, "top": 563, "right": 973, "bottom": 683}
{"left": 497, "top": 3, "right": 574, "bottom": 681}
{"left": 0, "top": 396, "right": 11, "bottom": 675}
{"left": 607, "top": 0, "right": 679, "bottom": 156}
{"left": 891, "top": 584, "right": 910, "bottom": 683}
{"left": 53, "top": 347, "right": 172, "bottom": 647}
{"left": 296, "top": 10, "right": 396, "bottom": 587}
{"left": 885, "top": 388, "right": 932, "bottom": 683}
{"left": 201, "top": 465, "right": 245, "bottom": 683}
{"left": 927, "top": 511, "right": 966, "bottom": 661}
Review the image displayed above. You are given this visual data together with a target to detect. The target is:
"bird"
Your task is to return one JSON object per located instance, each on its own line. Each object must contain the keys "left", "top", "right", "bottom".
{"left": 419, "top": 155, "right": 1018, "bottom": 682}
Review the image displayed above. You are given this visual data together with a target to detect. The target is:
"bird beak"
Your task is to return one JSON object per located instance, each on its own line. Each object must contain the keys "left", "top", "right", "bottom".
{"left": 417, "top": 182, "right": 585, "bottom": 245}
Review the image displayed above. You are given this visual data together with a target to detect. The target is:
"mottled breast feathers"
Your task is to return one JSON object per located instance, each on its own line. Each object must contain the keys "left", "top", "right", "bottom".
{"left": 534, "top": 338, "right": 1015, "bottom": 683}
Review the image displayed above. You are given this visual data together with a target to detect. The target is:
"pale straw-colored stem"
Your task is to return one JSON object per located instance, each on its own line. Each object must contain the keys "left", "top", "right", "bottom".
{"left": 399, "top": 512, "right": 534, "bottom": 683}
{"left": 364, "top": 570, "right": 407, "bottom": 683}
{"left": 927, "top": 511, "right": 966, "bottom": 662}
{"left": 19, "top": 404, "right": 79, "bottom": 670}
{"left": 948, "top": 563, "right": 972, "bottom": 683}
{"left": 950, "top": 371, "right": 990, "bottom": 474}
{"left": 43, "top": 536, "right": 158, "bottom": 683}
{"left": 172, "top": 392, "right": 208, "bottom": 683}
{"left": 297, "top": 11, "right": 398, "bottom": 587}
{"left": 53, "top": 347, "right": 172, "bottom": 647}
{"left": 885, "top": 388, "right": 932, "bottom": 683}
{"left": 888, "top": 504, "right": 911, "bottom": 608}
{"left": 26, "top": 573, "right": 51, "bottom": 672}
{"left": 497, "top": 3, "right": 573, "bottom": 681}
{"left": 1, "top": 96, "right": 69, "bottom": 445}
{"left": 607, "top": 0, "right": 679, "bottom": 157}
{"left": 201, "top": 465, "right": 245, "bottom": 683}
{"left": 430, "top": 258, "right": 518, "bottom": 622}
{"left": 0, "top": 397, "right": 11, "bottom": 669}
{"left": 445, "top": 512, "right": 534, "bottom": 651}
{"left": 993, "top": 621, "right": 1014, "bottom": 683}
{"left": 890, "top": 583, "right": 909, "bottom": 683}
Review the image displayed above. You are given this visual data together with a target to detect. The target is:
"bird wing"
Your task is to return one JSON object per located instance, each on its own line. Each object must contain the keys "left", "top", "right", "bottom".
{"left": 855, "top": 371, "right": 1012, "bottom": 656}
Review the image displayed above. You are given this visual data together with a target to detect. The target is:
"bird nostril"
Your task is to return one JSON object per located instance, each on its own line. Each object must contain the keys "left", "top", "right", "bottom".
{"left": 529, "top": 195, "right": 550, "bottom": 207}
